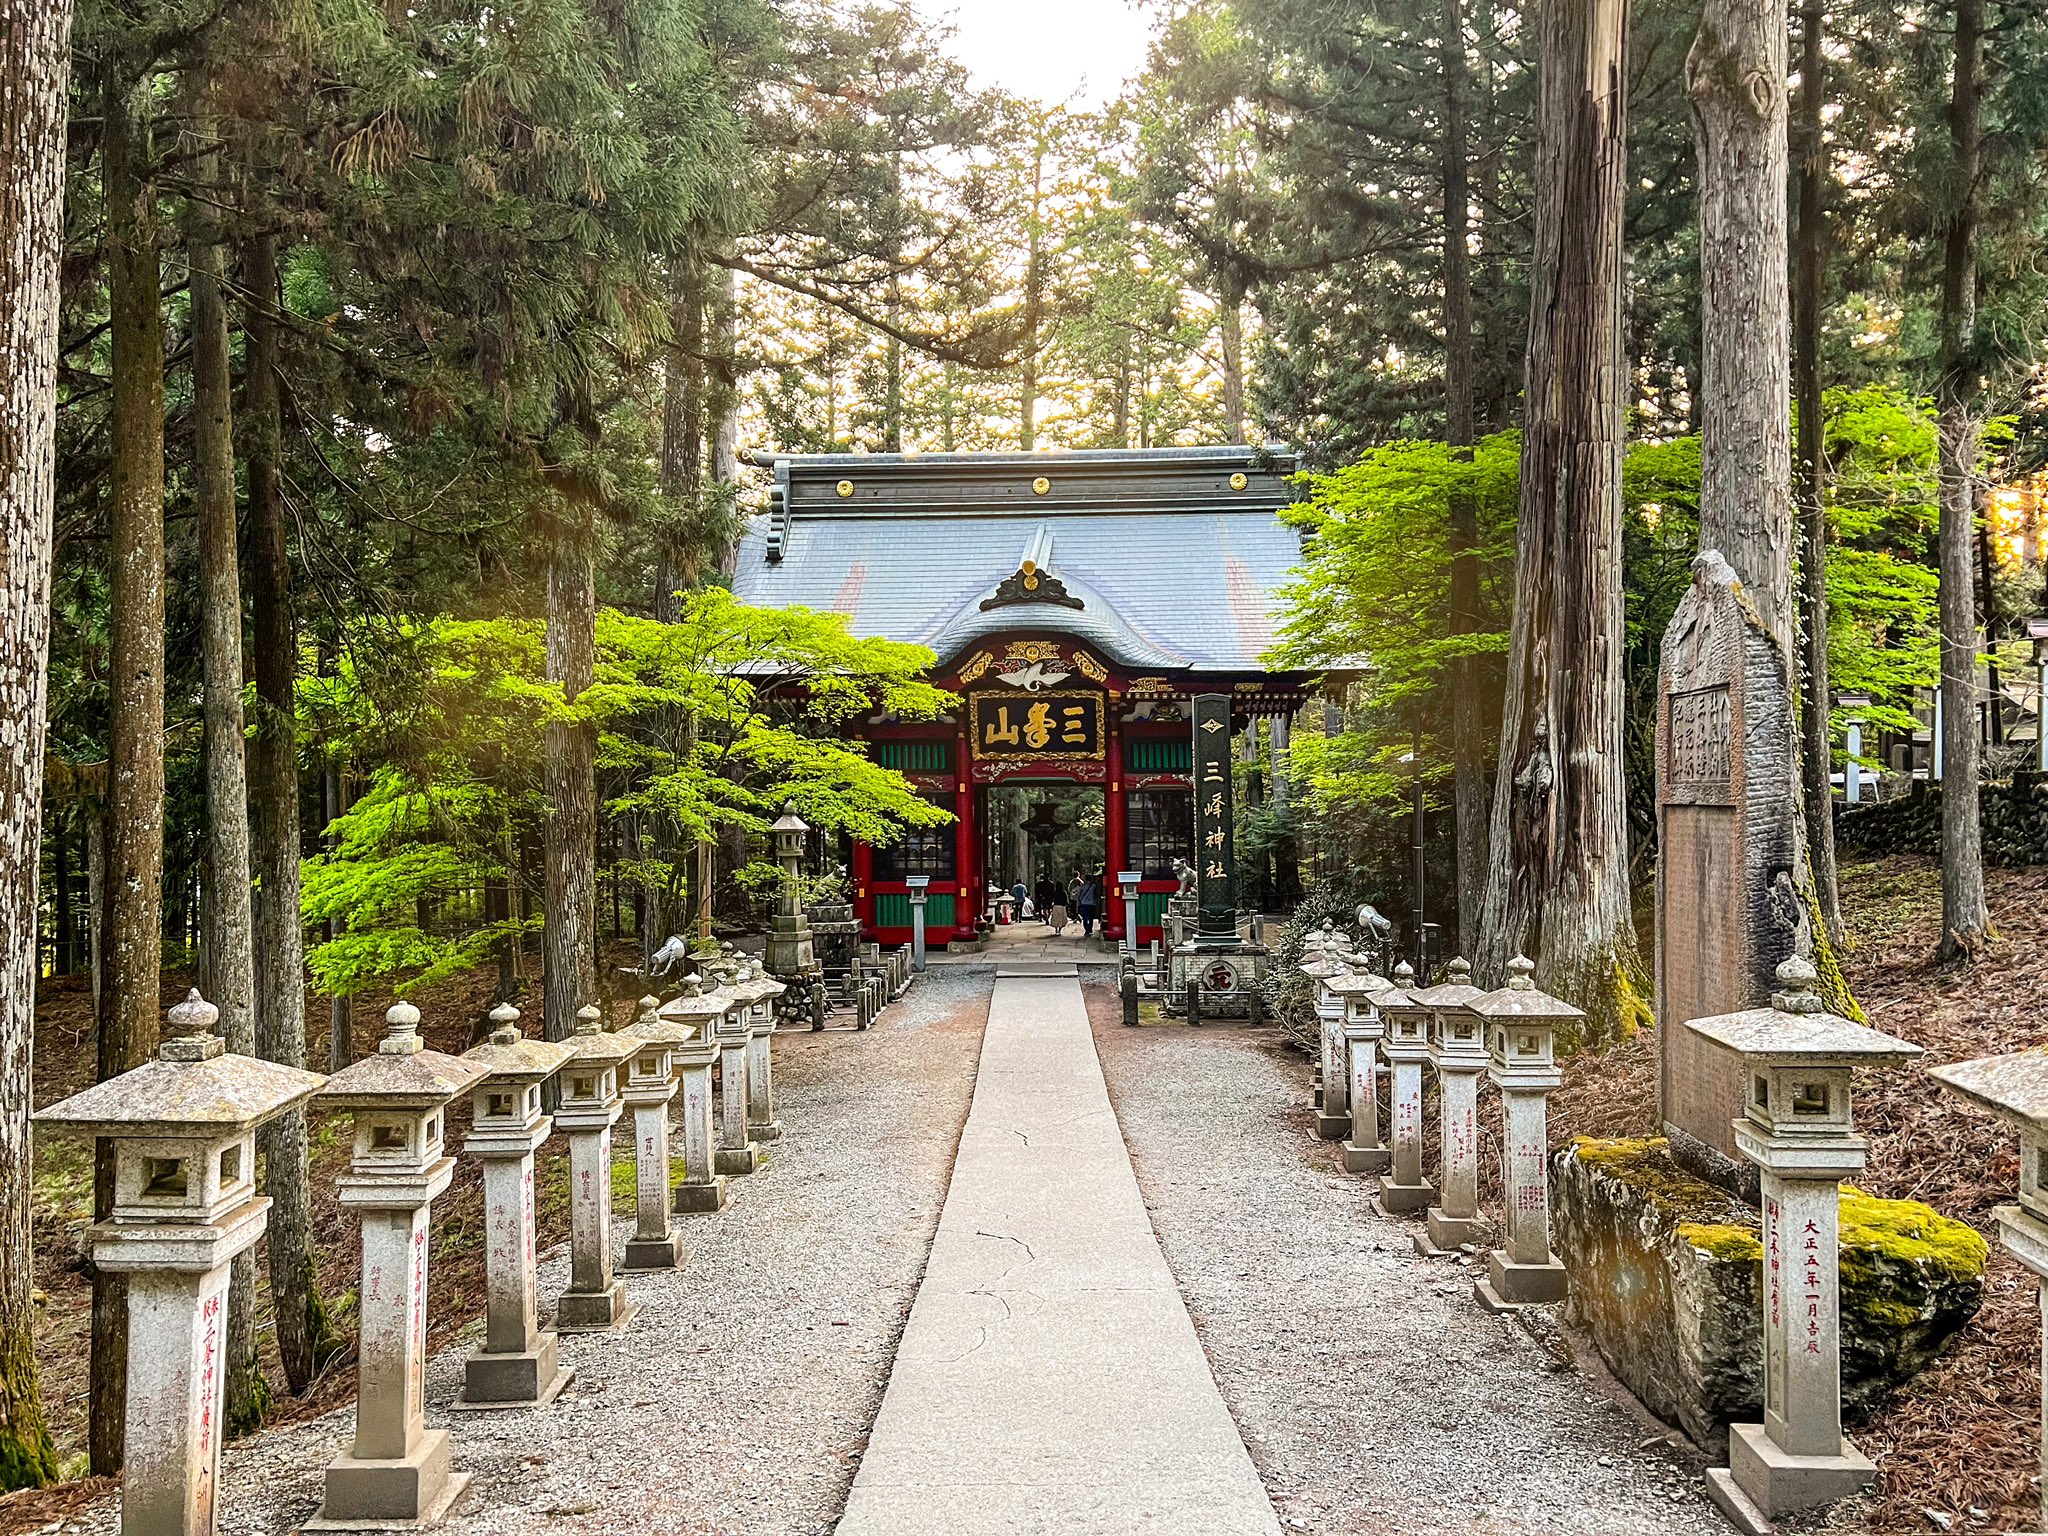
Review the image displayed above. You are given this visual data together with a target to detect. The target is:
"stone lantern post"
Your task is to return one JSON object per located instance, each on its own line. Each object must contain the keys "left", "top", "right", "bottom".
{"left": 1930, "top": 1044, "right": 2048, "bottom": 1535}
{"left": 765, "top": 807, "right": 822, "bottom": 1015}
{"left": 617, "top": 996, "right": 691, "bottom": 1271}
{"left": 1837, "top": 692, "right": 1871, "bottom": 806}
{"left": 1300, "top": 947, "right": 1354, "bottom": 1139}
{"left": 905, "top": 873, "right": 931, "bottom": 972}
{"left": 309, "top": 1002, "right": 488, "bottom": 1528}
{"left": 1684, "top": 957, "right": 1923, "bottom": 1532}
{"left": 1470, "top": 955, "right": 1579, "bottom": 1311}
{"left": 658, "top": 977, "right": 731, "bottom": 1213}
{"left": 1412, "top": 958, "right": 1489, "bottom": 1257}
{"left": 711, "top": 982, "right": 759, "bottom": 1176}
{"left": 1118, "top": 871, "right": 1142, "bottom": 955}
{"left": 735, "top": 959, "right": 788, "bottom": 1144}
{"left": 454, "top": 1003, "right": 575, "bottom": 1409}
{"left": 552, "top": 1004, "right": 636, "bottom": 1334}
{"left": 34, "top": 991, "right": 326, "bottom": 1536}
{"left": 2029, "top": 617, "right": 2048, "bottom": 774}
{"left": 1373, "top": 963, "right": 1436, "bottom": 1216}
{"left": 1328, "top": 968, "right": 1392, "bottom": 1175}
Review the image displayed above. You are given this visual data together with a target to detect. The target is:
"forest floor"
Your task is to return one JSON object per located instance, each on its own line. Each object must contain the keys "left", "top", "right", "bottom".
{"left": 1550, "top": 854, "right": 2048, "bottom": 1534}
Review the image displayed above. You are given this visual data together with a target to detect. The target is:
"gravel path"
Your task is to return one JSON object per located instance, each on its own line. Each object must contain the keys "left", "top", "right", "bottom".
{"left": 46, "top": 968, "right": 993, "bottom": 1536}
{"left": 1086, "top": 983, "right": 1727, "bottom": 1536}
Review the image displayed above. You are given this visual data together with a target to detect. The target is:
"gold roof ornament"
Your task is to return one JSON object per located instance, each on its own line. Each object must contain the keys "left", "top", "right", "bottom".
{"left": 836, "top": 479, "right": 854, "bottom": 498}
{"left": 1229, "top": 471, "right": 1249, "bottom": 490}
{"left": 1032, "top": 476, "right": 1050, "bottom": 494}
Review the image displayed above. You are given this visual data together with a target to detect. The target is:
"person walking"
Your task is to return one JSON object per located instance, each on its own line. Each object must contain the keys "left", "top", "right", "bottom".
{"left": 1077, "top": 871, "right": 1099, "bottom": 939}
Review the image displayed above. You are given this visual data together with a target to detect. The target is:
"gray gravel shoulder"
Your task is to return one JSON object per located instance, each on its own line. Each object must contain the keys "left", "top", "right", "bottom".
{"left": 48, "top": 968, "right": 994, "bottom": 1536}
{"left": 1087, "top": 986, "right": 1726, "bottom": 1536}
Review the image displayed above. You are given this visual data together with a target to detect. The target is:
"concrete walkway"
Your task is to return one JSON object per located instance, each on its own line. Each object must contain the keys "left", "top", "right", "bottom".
{"left": 835, "top": 974, "right": 1282, "bottom": 1536}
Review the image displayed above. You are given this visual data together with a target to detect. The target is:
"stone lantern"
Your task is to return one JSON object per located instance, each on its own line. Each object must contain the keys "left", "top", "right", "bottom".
{"left": 658, "top": 977, "right": 731, "bottom": 1212}
{"left": 1328, "top": 967, "right": 1392, "bottom": 1175}
{"left": 1930, "top": 1044, "right": 2048, "bottom": 1535}
{"left": 1372, "top": 962, "right": 1436, "bottom": 1216}
{"left": 454, "top": 1002, "right": 575, "bottom": 1409}
{"left": 1683, "top": 957, "right": 1923, "bottom": 1531}
{"left": 616, "top": 996, "right": 692, "bottom": 1271}
{"left": 1412, "top": 957, "right": 1489, "bottom": 1257}
{"left": 552, "top": 1003, "right": 637, "bottom": 1333}
{"left": 711, "top": 981, "right": 759, "bottom": 1176}
{"left": 905, "top": 874, "right": 932, "bottom": 972}
{"left": 310, "top": 1002, "right": 488, "bottom": 1528}
{"left": 34, "top": 990, "right": 326, "bottom": 1536}
{"left": 1299, "top": 947, "right": 1354, "bottom": 1140}
{"left": 1469, "top": 955, "right": 1578, "bottom": 1311}
{"left": 734, "top": 959, "right": 788, "bottom": 1144}
{"left": 765, "top": 806, "right": 819, "bottom": 992}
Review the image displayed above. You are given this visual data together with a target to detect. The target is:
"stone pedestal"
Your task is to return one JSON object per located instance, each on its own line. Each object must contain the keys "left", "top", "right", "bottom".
{"left": 1688, "top": 959, "right": 1923, "bottom": 1532}
{"left": 659, "top": 981, "right": 730, "bottom": 1214}
{"left": 34, "top": 1003, "right": 327, "bottom": 1536}
{"left": 457, "top": 1006, "right": 576, "bottom": 1404}
{"left": 1373, "top": 968, "right": 1434, "bottom": 1215}
{"left": 312, "top": 1003, "right": 485, "bottom": 1527}
{"left": 1472, "top": 958, "right": 1576, "bottom": 1311}
{"left": 714, "top": 995, "right": 759, "bottom": 1177}
{"left": 552, "top": 1008, "right": 635, "bottom": 1334}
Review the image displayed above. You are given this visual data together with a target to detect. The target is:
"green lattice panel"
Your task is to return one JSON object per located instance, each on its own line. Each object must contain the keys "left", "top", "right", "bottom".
{"left": 1136, "top": 891, "right": 1173, "bottom": 928}
{"left": 872, "top": 740, "right": 953, "bottom": 772}
{"left": 1128, "top": 738, "right": 1192, "bottom": 773}
{"left": 876, "top": 892, "right": 956, "bottom": 929}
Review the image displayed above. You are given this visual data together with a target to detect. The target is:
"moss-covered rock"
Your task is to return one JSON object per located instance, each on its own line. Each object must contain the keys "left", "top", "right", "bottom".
{"left": 1553, "top": 1136, "right": 1985, "bottom": 1454}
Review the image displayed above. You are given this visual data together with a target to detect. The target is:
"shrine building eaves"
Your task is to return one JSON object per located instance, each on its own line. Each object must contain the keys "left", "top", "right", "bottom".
{"left": 730, "top": 446, "right": 1308, "bottom": 675}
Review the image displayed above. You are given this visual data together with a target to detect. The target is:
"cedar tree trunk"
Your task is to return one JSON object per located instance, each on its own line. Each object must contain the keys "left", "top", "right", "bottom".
{"left": 544, "top": 522, "right": 598, "bottom": 1042}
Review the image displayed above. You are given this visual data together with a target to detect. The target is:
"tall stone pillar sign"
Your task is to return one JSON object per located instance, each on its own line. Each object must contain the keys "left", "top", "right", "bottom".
{"left": 1413, "top": 959, "right": 1489, "bottom": 1257}
{"left": 658, "top": 978, "right": 730, "bottom": 1213}
{"left": 310, "top": 1002, "right": 487, "bottom": 1529}
{"left": 1331, "top": 969, "right": 1393, "bottom": 1175}
{"left": 1930, "top": 1044, "right": 2048, "bottom": 1536}
{"left": 1471, "top": 957, "right": 1579, "bottom": 1310}
{"left": 1373, "top": 964, "right": 1435, "bottom": 1216}
{"left": 617, "top": 996, "right": 691, "bottom": 1271}
{"left": 456, "top": 1004, "right": 575, "bottom": 1409}
{"left": 553, "top": 1004, "right": 636, "bottom": 1333}
{"left": 1686, "top": 959, "right": 1923, "bottom": 1532}
{"left": 1118, "top": 871, "right": 1142, "bottom": 955}
{"left": 34, "top": 991, "right": 326, "bottom": 1536}
{"left": 1191, "top": 693, "right": 1236, "bottom": 945}
{"left": 1656, "top": 551, "right": 1804, "bottom": 1196}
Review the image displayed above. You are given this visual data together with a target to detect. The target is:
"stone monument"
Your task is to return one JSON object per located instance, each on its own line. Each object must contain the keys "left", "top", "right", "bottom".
{"left": 1167, "top": 693, "right": 1271, "bottom": 1017}
{"left": 1331, "top": 968, "right": 1392, "bottom": 1175}
{"left": 764, "top": 806, "right": 828, "bottom": 1027}
{"left": 1656, "top": 551, "right": 1805, "bottom": 1197}
{"left": 309, "top": 1002, "right": 487, "bottom": 1529}
{"left": 712, "top": 984, "right": 759, "bottom": 1175}
{"left": 455, "top": 1003, "right": 576, "bottom": 1408}
{"left": 1687, "top": 959, "right": 1923, "bottom": 1531}
{"left": 1472, "top": 957, "right": 1578, "bottom": 1310}
{"left": 736, "top": 959, "right": 787, "bottom": 1142}
{"left": 33, "top": 992, "right": 326, "bottom": 1536}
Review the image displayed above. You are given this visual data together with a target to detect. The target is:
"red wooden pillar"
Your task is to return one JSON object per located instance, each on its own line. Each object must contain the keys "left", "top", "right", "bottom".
{"left": 953, "top": 723, "right": 977, "bottom": 940}
{"left": 1104, "top": 716, "right": 1127, "bottom": 941}
{"left": 852, "top": 838, "right": 874, "bottom": 937}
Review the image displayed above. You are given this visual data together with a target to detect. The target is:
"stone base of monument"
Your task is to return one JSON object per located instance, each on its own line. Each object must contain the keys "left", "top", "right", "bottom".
{"left": 715, "top": 1143, "right": 759, "bottom": 1176}
{"left": 673, "top": 1176, "right": 729, "bottom": 1214}
{"left": 308, "top": 1430, "right": 471, "bottom": 1530}
{"left": 1373, "top": 1175, "right": 1434, "bottom": 1216}
{"left": 1702, "top": 1423, "right": 1876, "bottom": 1534}
{"left": 749, "top": 1117, "right": 783, "bottom": 1143}
{"left": 1474, "top": 1254, "right": 1570, "bottom": 1311}
{"left": 1551, "top": 1137, "right": 1987, "bottom": 1455}
{"left": 1164, "top": 941, "right": 1271, "bottom": 1019}
{"left": 621, "top": 1231, "right": 686, "bottom": 1271}
{"left": 1314, "top": 1109, "right": 1349, "bottom": 1140}
{"left": 1417, "top": 1208, "right": 1488, "bottom": 1256}
{"left": 452, "top": 1343, "right": 573, "bottom": 1412}
{"left": 1343, "top": 1141, "right": 1392, "bottom": 1175}
{"left": 554, "top": 1282, "right": 635, "bottom": 1335}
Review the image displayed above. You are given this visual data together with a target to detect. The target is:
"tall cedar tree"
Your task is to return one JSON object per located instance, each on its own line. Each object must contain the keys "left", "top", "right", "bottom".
{"left": 1474, "top": 0, "right": 1648, "bottom": 1039}
{"left": 0, "top": 0, "right": 71, "bottom": 1490}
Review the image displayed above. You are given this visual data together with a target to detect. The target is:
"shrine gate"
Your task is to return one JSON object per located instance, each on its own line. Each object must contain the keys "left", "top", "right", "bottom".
{"left": 729, "top": 447, "right": 1311, "bottom": 949}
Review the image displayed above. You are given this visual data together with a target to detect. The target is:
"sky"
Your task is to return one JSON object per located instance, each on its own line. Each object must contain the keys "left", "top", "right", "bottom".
{"left": 942, "top": 0, "right": 1155, "bottom": 108}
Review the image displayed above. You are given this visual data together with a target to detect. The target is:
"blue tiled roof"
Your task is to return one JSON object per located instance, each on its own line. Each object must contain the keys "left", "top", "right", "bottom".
{"left": 729, "top": 448, "right": 1306, "bottom": 673}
